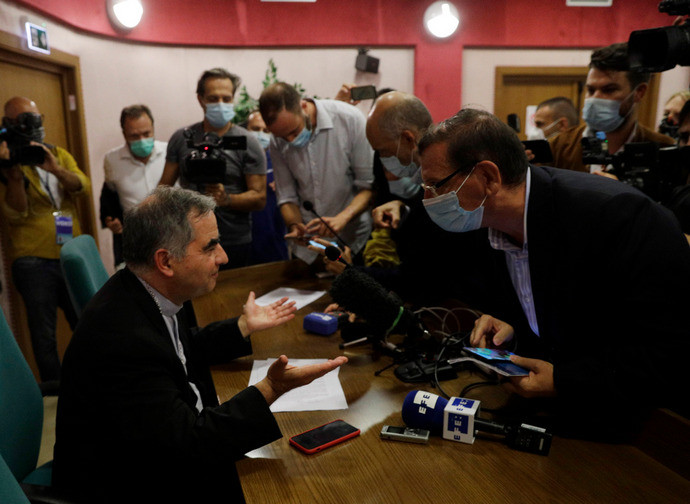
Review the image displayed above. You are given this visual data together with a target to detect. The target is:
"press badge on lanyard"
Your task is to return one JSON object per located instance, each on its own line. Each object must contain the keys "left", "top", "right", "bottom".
{"left": 54, "top": 211, "right": 73, "bottom": 244}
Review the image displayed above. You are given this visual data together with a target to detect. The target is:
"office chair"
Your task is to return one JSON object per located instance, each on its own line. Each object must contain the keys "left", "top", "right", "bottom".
{"left": 0, "top": 454, "right": 30, "bottom": 504}
{"left": 0, "top": 307, "right": 77, "bottom": 504}
{"left": 59, "top": 234, "right": 109, "bottom": 317}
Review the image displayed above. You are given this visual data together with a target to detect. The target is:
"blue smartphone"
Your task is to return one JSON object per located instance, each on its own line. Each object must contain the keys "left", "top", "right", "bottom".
{"left": 463, "top": 347, "right": 514, "bottom": 361}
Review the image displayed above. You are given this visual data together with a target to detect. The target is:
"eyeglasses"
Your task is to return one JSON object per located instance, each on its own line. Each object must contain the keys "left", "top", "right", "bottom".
{"left": 421, "top": 165, "right": 470, "bottom": 197}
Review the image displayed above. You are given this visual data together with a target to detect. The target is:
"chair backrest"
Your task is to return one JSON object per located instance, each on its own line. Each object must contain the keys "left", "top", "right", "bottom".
{"left": 60, "top": 234, "right": 110, "bottom": 317}
{"left": 0, "top": 307, "right": 44, "bottom": 482}
{"left": 0, "top": 455, "right": 30, "bottom": 504}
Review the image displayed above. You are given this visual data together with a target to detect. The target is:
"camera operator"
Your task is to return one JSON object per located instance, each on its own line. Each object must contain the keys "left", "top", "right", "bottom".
{"left": 159, "top": 68, "right": 267, "bottom": 269}
{"left": 549, "top": 42, "right": 675, "bottom": 174}
{"left": 0, "top": 96, "right": 90, "bottom": 384}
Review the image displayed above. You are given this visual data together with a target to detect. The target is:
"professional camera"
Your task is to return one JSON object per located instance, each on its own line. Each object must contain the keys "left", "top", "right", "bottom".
{"left": 0, "top": 112, "right": 46, "bottom": 168}
{"left": 181, "top": 129, "right": 246, "bottom": 185}
{"left": 582, "top": 136, "right": 690, "bottom": 203}
{"left": 628, "top": 0, "right": 690, "bottom": 72}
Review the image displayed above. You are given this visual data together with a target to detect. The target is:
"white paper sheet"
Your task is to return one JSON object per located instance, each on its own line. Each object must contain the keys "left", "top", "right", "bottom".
{"left": 254, "top": 287, "right": 326, "bottom": 312}
{"left": 248, "top": 358, "right": 348, "bottom": 412}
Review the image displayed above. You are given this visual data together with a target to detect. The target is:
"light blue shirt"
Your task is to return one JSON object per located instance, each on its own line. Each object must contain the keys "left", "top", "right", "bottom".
{"left": 488, "top": 168, "right": 539, "bottom": 337}
{"left": 269, "top": 99, "right": 374, "bottom": 260}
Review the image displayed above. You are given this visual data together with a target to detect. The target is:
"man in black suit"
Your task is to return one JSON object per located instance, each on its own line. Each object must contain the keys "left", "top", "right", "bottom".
{"left": 417, "top": 108, "right": 690, "bottom": 439}
{"left": 53, "top": 186, "right": 347, "bottom": 502}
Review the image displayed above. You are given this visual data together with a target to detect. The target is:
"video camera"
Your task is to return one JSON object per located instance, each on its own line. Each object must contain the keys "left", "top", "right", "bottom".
{"left": 628, "top": 0, "right": 690, "bottom": 72}
{"left": 181, "top": 128, "right": 246, "bottom": 185}
{"left": 582, "top": 136, "right": 690, "bottom": 203}
{"left": 0, "top": 112, "right": 46, "bottom": 168}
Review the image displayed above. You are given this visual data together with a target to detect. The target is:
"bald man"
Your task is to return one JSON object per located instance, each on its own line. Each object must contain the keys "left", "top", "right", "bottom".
{"left": 0, "top": 96, "right": 90, "bottom": 383}
{"left": 366, "top": 91, "right": 432, "bottom": 228}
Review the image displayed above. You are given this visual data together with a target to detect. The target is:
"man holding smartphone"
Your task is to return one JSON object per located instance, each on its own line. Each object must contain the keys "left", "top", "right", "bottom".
{"left": 259, "top": 82, "right": 374, "bottom": 264}
{"left": 417, "top": 107, "right": 690, "bottom": 440}
{"left": 53, "top": 186, "right": 347, "bottom": 503}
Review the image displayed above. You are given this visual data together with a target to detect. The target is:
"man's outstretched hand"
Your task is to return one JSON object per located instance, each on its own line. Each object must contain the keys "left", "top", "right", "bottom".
{"left": 254, "top": 355, "right": 348, "bottom": 405}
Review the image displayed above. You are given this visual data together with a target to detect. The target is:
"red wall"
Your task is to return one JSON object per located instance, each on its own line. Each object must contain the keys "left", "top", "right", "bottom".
{"left": 12, "top": 0, "right": 673, "bottom": 120}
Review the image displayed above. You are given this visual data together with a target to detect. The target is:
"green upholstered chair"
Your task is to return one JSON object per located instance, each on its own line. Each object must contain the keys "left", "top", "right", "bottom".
{"left": 59, "top": 234, "right": 109, "bottom": 317}
{"left": 0, "top": 455, "right": 30, "bottom": 504}
{"left": 0, "top": 307, "right": 78, "bottom": 502}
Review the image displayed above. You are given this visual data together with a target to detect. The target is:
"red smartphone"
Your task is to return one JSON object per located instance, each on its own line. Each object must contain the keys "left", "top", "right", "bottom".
{"left": 289, "top": 419, "right": 360, "bottom": 454}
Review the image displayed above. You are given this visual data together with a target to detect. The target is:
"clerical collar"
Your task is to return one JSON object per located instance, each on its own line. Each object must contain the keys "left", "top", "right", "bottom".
{"left": 136, "top": 276, "right": 182, "bottom": 317}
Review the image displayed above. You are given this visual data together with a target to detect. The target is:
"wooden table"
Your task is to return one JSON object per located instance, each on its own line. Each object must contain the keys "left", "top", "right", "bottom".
{"left": 193, "top": 260, "right": 690, "bottom": 504}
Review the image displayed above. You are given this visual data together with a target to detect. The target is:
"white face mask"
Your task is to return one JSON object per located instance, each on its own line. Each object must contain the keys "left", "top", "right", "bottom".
{"left": 527, "top": 119, "right": 561, "bottom": 141}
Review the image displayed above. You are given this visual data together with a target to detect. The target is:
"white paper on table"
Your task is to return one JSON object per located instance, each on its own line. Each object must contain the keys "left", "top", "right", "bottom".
{"left": 248, "top": 358, "right": 348, "bottom": 412}
{"left": 254, "top": 287, "right": 326, "bottom": 312}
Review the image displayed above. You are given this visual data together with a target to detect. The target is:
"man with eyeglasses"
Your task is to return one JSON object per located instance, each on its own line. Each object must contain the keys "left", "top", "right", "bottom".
{"left": 160, "top": 68, "right": 267, "bottom": 269}
{"left": 418, "top": 107, "right": 690, "bottom": 440}
{"left": 0, "top": 96, "right": 90, "bottom": 385}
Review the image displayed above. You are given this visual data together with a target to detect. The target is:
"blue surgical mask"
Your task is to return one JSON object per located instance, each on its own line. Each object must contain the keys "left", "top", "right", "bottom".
{"left": 291, "top": 115, "right": 312, "bottom": 148}
{"left": 380, "top": 136, "right": 419, "bottom": 178}
{"left": 582, "top": 90, "right": 635, "bottom": 133}
{"left": 388, "top": 176, "right": 421, "bottom": 199}
{"left": 423, "top": 167, "right": 487, "bottom": 233}
{"left": 205, "top": 102, "right": 235, "bottom": 128}
{"left": 129, "top": 137, "right": 154, "bottom": 158}
{"left": 252, "top": 131, "right": 271, "bottom": 150}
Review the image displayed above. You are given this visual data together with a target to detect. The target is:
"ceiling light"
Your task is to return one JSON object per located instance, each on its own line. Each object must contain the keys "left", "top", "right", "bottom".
{"left": 424, "top": 2, "right": 460, "bottom": 39}
{"left": 107, "top": 0, "right": 144, "bottom": 30}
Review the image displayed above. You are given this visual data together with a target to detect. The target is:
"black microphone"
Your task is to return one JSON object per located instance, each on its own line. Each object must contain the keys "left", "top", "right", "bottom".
{"left": 302, "top": 200, "right": 350, "bottom": 249}
{"left": 325, "top": 246, "right": 350, "bottom": 268}
{"left": 329, "top": 267, "right": 424, "bottom": 339}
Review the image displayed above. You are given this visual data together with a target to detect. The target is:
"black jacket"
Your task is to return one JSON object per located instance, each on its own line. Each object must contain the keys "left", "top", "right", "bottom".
{"left": 53, "top": 268, "right": 281, "bottom": 502}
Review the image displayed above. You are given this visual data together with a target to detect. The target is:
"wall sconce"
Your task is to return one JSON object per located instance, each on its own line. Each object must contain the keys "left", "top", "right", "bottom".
{"left": 107, "top": 0, "right": 144, "bottom": 31}
{"left": 424, "top": 2, "right": 460, "bottom": 39}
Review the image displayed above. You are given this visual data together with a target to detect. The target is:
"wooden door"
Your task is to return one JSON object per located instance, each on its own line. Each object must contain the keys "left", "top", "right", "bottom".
{"left": 0, "top": 29, "right": 94, "bottom": 380}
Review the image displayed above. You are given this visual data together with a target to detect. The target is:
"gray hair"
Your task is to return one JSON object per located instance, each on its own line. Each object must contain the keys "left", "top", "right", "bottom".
{"left": 418, "top": 108, "right": 528, "bottom": 187}
{"left": 123, "top": 186, "right": 216, "bottom": 272}
{"left": 377, "top": 95, "right": 433, "bottom": 140}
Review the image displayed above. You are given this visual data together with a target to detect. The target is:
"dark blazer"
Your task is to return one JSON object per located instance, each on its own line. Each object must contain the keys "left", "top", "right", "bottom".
{"left": 441, "top": 166, "right": 690, "bottom": 439}
{"left": 53, "top": 268, "right": 281, "bottom": 503}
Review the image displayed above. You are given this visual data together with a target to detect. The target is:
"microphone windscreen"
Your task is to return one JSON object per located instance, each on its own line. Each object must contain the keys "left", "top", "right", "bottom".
{"left": 330, "top": 267, "right": 402, "bottom": 334}
{"left": 302, "top": 200, "right": 314, "bottom": 212}
{"left": 325, "top": 246, "right": 342, "bottom": 262}
{"left": 402, "top": 390, "right": 448, "bottom": 434}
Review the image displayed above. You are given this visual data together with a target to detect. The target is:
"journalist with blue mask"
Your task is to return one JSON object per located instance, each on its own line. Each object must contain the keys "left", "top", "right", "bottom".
{"left": 159, "top": 68, "right": 268, "bottom": 269}
{"left": 259, "top": 82, "right": 374, "bottom": 266}
{"left": 417, "top": 107, "right": 690, "bottom": 441}
{"left": 548, "top": 42, "right": 674, "bottom": 174}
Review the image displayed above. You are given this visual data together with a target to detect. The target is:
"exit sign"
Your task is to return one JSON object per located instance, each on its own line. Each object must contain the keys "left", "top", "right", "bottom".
{"left": 25, "top": 22, "right": 50, "bottom": 55}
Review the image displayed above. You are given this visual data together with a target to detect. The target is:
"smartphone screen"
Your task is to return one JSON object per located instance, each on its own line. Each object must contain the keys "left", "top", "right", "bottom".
{"left": 463, "top": 347, "right": 514, "bottom": 361}
{"left": 350, "top": 85, "right": 377, "bottom": 101}
{"left": 289, "top": 419, "right": 360, "bottom": 454}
